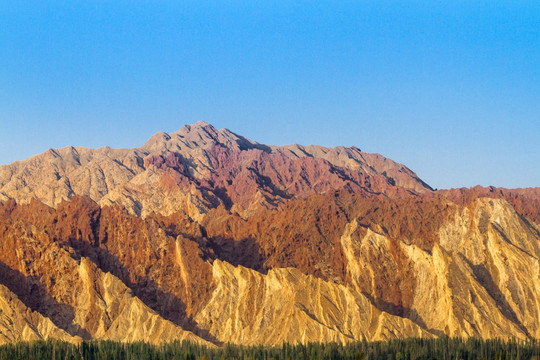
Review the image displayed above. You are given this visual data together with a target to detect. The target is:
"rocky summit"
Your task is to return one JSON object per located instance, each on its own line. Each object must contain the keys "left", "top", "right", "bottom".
{"left": 0, "top": 121, "right": 538, "bottom": 345}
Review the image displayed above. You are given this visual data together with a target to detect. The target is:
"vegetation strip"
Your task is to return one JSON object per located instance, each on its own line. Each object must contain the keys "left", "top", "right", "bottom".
{"left": 0, "top": 338, "right": 538, "bottom": 360}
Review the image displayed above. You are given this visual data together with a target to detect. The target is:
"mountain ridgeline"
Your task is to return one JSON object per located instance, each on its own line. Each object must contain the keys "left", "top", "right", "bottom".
{"left": 0, "top": 121, "right": 538, "bottom": 346}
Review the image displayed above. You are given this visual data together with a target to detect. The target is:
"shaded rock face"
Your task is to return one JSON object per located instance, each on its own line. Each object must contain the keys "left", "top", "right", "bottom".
{"left": 0, "top": 122, "right": 538, "bottom": 345}
{"left": 0, "top": 200, "right": 211, "bottom": 345}
{"left": 0, "top": 283, "right": 74, "bottom": 344}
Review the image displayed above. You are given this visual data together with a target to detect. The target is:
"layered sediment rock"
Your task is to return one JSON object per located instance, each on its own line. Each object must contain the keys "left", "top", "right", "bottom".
{"left": 0, "top": 284, "right": 74, "bottom": 344}
{"left": 195, "top": 260, "right": 429, "bottom": 345}
{"left": 0, "top": 122, "right": 538, "bottom": 345}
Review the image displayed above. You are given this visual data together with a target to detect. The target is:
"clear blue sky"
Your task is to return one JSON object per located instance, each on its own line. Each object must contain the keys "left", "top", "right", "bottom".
{"left": 1, "top": 1, "right": 538, "bottom": 189}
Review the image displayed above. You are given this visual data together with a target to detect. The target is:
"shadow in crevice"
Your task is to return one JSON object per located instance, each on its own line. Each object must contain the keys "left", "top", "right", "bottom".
{"left": 204, "top": 235, "right": 267, "bottom": 274}
{"left": 517, "top": 214, "right": 540, "bottom": 238}
{"left": 490, "top": 223, "right": 535, "bottom": 259}
{"left": 294, "top": 302, "right": 356, "bottom": 341}
{"left": 208, "top": 186, "right": 233, "bottom": 210}
{"left": 65, "top": 241, "right": 223, "bottom": 346}
{"left": 464, "top": 258, "right": 531, "bottom": 339}
{"left": 245, "top": 167, "right": 292, "bottom": 201}
{"left": 361, "top": 291, "right": 445, "bottom": 337}
{"left": 0, "top": 261, "right": 91, "bottom": 339}
{"left": 228, "top": 132, "right": 273, "bottom": 153}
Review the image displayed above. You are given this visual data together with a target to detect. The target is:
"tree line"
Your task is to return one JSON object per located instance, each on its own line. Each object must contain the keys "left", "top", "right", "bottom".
{"left": 0, "top": 337, "right": 537, "bottom": 360}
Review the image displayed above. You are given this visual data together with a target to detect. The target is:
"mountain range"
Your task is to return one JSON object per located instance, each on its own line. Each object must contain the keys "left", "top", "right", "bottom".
{"left": 0, "top": 121, "right": 538, "bottom": 345}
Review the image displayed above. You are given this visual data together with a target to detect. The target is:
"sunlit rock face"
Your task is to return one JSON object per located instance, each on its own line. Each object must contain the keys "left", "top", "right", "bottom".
{"left": 0, "top": 122, "right": 538, "bottom": 345}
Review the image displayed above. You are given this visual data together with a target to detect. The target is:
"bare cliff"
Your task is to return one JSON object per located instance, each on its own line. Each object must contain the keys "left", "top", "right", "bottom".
{"left": 0, "top": 122, "right": 538, "bottom": 345}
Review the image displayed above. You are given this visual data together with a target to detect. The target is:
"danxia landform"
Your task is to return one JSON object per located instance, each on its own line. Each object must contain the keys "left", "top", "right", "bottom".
{"left": 0, "top": 121, "right": 538, "bottom": 345}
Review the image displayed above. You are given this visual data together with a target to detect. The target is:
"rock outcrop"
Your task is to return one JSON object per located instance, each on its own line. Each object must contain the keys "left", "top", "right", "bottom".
{"left": 0, "top": 284, "right": 75, "bottom": 344}
{"left": 0, "top": 200, "right": 210, "bottom": 345}
{"left": 195, "top": 260, "right": 430, "bottom": 345}
{"left": 0, "top": 121, "right": 432, "bottom": 219}
{"left": 0, "top": 122, "right": 538, "bottom": 345}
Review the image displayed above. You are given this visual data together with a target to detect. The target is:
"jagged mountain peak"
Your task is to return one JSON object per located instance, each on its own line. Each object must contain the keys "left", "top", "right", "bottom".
{"left": 174, "top": 120, "right": 219, "bottom": 138}
{"left": 0, "top": 121, "right": 434, "bottom": 217}
{"left": 0, "top": 121, "right": 539, "bottom": 346}
{"left": 142, "top": 121, "right": 257, "bottom": 153}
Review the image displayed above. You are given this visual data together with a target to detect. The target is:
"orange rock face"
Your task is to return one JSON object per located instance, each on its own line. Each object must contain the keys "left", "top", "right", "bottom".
{"left": 0, "top": 122, "right": 538, "bottom": 345}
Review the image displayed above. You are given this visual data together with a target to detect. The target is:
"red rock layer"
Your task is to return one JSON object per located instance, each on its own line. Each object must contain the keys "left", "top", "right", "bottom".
{"left": 0, "top": 197, "right": 215, "bottom": 340}
{"left": 439, "top": 186, "right": 540, "bottom": 224}
{"left": 0, "top": 186, "right": 538, "bottom": 342}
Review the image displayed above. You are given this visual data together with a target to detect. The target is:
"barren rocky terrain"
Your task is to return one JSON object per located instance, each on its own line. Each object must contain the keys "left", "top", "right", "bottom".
{"left": 0, "top": 121, "right": 537, "bottom": 345}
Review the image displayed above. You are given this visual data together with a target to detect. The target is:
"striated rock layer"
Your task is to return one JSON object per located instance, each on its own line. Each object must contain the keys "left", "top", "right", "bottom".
{"left": 195, "top": 260, "right": 430, "bottom": 345}
{"left": 0, "top": 122, "right": 538, "bottom": 345}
